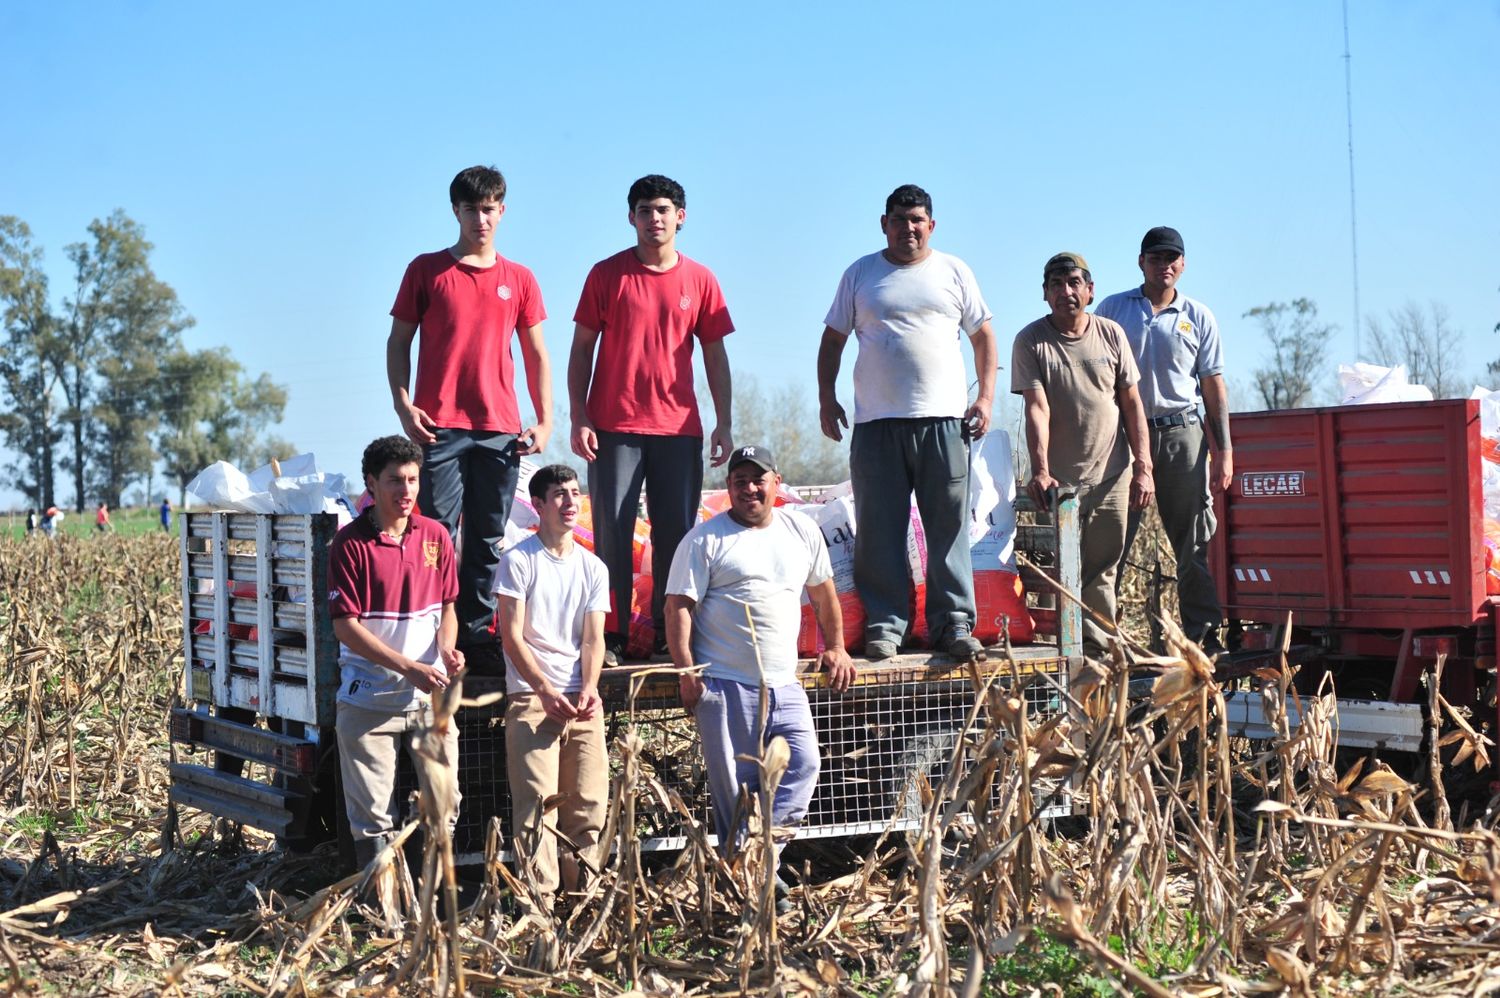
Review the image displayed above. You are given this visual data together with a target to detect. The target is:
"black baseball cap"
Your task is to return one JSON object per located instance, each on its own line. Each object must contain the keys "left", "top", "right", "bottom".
{"left": 1141, "top": 226, "right": 1185, "bottom": 256}
{"left": 727, "top": 444, "right": 777, "bottom": 474}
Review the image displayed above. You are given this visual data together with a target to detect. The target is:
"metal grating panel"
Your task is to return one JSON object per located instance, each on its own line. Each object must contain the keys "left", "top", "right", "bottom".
{"left": 440, "top": 658, "right": 1072, "bottom": 861}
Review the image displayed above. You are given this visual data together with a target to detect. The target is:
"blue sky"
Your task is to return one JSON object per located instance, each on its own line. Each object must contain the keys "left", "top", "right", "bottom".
{"left": 3, "top": 1, "right": 1498, "bottom": 508}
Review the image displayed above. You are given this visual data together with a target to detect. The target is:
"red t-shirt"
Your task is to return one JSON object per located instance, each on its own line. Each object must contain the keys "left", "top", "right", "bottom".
{"left": 391, "top": 250, "right": 546, "bottom": 433}
{"left": 573, "top": 250, "right": 733, "bottom": 436}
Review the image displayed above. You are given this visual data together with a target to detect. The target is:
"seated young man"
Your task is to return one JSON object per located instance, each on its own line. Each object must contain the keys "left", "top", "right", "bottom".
{"left": 493, "top": 464, "right": 611, "bottom": 901}
{"left": 329, "top": 435, "right": 464, "bottom": 870}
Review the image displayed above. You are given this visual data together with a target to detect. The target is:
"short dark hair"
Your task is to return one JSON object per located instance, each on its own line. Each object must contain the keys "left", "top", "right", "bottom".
{"left": 627, "top": 174, "right": 686, "bottom": 213}
{"left": 362, "top": 435, "right": 423, "bottom": 480}
{"left": 450, "top": 165, "right": 507, "bottom": 206}
{"left": 528, "top": 463, "right": 579, "bottom": 503}
{"left": 885, "top": 184, "right": 933, "bottom": 218}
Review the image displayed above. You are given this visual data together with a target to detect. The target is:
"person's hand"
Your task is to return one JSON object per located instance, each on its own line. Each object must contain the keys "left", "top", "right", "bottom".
{"left": 820, "top": 647, "right": 855, "bottom": 694}
{"left": 708, "top": 425, "right": 733, "bottom": 467}
{"left": 400, "top": 658, "right": 450, "bottom": 693}
{"left": 1213, "top": 450, "right": 1234, "bottom": 496}
{"left": 571, "top": 418, "right": 599, "bottom": 462}
{"left": 678, "top": 672, "right": 704, "bottom": 711}
{"left": 1027, "top": 472, "right": 1060, "bottom": 510}
{"left": 539, "top": 686, "right": 580, "bottom": 725}
{"left": 575, "top": 686, "right": 602, "bottom": 720}
{"left": 519, "top": 420, "right": 552, "bottom": 457}
{"left": 397, "top": 401, "right": 438, "bottom": 446}
{"left": 1129, "top": 462, "right": 1156, "bottom": 511}
{"left": 820, "top": 397, "right": 848, "bottom": 442}
{"left": 438, "top": 645, "right": 466, "bottom": 678}
{"left": 963, "top": 398, "right": 992, "bottom": 439}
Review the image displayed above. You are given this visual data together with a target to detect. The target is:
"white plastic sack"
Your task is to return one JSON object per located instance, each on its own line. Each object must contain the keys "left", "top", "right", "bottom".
{"left": 187, "top": 461, "right": 276, "bottom": 513}
{"left": 187, "top": 454, "right": 352, "bottom": 516}
{"left": 1471, "top": 385, "right": 1500, "bottom": 443}
{"left": 968, "top": 431, "right": 1018, "bottom": 569}
{"left": 1338, "top": 362, "right": 1434, "bottom": 405}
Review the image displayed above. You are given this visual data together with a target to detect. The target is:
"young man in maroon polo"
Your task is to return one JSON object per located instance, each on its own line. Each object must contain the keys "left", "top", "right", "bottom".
{"left": 568, "top": 174, "right": 734, "bottom": 662}
{"left": 387, "top": 164, "right": 552, "bottom": 672}
{"left": 328, "top": 435, "right": 464, "bottom": 870}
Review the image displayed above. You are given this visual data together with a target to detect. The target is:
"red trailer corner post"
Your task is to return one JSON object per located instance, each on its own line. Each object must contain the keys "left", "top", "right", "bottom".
{"left": 1212, "top": 398, "right": 1497, "bottom": 759}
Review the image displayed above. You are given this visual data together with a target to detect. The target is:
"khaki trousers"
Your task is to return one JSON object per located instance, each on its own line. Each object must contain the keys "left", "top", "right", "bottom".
{"left": 335, "top": 702, "right": 460, "bottom": 847}
{"left": 1077, "top": 472, "right": 1130, "bottom": 657}
{"left": 505, "top": 692, "right": 609, "bottom": 896}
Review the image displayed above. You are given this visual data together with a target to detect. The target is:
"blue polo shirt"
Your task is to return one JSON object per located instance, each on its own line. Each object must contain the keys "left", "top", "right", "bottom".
{"left": 1095, "top": 287, "right": 1224, "bottom": 419}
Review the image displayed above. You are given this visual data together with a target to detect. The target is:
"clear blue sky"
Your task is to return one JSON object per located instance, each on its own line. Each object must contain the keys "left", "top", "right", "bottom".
{"left": 3, "top": 1, "right": 1497, "bottom": 509}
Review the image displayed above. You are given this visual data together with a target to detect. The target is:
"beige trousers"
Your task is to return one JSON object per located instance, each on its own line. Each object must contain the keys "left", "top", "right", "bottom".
{"left": 335, "top": 702, "right": 460, "bottom": 846}
{"left": 505, "top": 692, "right": 609, "bottom": 896}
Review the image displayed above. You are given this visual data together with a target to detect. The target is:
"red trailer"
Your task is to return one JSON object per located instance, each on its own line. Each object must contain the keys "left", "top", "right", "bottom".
{"left": 1211, "top": 398, "right": 1496, "bottom": 755}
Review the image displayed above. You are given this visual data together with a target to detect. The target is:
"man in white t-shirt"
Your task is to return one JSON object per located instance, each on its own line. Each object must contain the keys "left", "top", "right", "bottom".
{"left": 817, "top": 184, "right": 998, "bottom": 662}
{"left": 493, "top": 464, "right": 611, "bottom": 900}
{"left": 666, "top": 445, "right": 855, "bottom": 855}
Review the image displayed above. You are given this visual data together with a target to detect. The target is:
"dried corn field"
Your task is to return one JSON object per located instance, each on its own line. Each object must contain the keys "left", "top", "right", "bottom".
{"left": 6, "top": 532, "right": 1500, "bottom": 996}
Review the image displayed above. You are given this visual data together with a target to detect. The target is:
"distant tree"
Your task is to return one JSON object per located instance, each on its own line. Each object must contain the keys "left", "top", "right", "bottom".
{"left": 156, "top": 347, "right": 288, "bottom": 504}
{"left": 89, "top": 269, "right": 194, "bottom": 506}
{"left": 1365, "top": 300, "right": 1470, "bottom": 397}
{"left": 729, "top": 374, "right": 849, "bottom": 486}
{"left": 0, "top": 217, "right": 64, "bottom": 506}
{"left": 54, "top": 211, "right": 187, "bottom": 510}
{"left": 1489, "top": 286, "right": 1500, "bottom": 380}
{"left": 1245, "top": 298, "right": 1332, "bottom": 410}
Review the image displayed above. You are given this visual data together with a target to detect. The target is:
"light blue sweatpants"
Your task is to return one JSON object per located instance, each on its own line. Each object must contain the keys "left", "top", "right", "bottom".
{"left": 693, "top": 675, "right": 821, "bottom": 854}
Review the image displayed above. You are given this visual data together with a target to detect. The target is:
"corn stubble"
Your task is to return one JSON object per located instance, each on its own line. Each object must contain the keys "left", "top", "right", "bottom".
{"left": 4, "top": 531, "right": 1500, "bottom": 995}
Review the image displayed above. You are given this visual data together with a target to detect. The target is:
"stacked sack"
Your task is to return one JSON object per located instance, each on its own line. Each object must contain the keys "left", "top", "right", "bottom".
{"left": 500, "top": 434, "right": 1034, "bottom": 657}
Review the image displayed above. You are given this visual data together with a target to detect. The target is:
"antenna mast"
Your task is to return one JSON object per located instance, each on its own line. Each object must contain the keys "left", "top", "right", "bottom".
{"left": 1343, "top": 0, "right": 1362, "bottom": 358}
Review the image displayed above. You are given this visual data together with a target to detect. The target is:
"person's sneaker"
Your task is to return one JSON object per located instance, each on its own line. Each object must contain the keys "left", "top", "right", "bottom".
{"left": 603, "top": 635, "right": 627, "bottom": 668}
{"left": 864, "top": 638, "right": 898, "bottom": 662}
{"left": 936, "top": 624, "right": 984, "bottom": 662}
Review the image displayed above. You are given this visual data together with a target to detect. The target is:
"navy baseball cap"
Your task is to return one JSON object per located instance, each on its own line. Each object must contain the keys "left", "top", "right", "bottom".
{"left": 727, "top": 445, "right": 777, "bottom": 474}
{"left": 1141, "top": 226, "right": 1185, "bottom": 255}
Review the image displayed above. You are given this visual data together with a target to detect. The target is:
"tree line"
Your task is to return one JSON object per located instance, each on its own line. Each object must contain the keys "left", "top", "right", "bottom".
{"left": 0, "top": 212, "right": 288, "bottom": 511}
{"left": 1246, "top": 297, "right": 1479, "bottom": 410}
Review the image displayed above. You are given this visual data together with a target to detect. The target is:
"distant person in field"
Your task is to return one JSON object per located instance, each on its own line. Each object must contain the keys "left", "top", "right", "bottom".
{"left": 159, "top": 497, "right": 173, "bottom": 533}
{"left": 41, "top": 506, "right": 59, "bottom": 538}
{"left": 667, "top": 445, "right": 854, "bottom": 858}
{"left": 569, "top": 174, "right": 734, "bottom": 663}
{"left": 817, "top": 183, "right": 997, "bottom": 663}
{"left": 328, "top": 435, "right": 463, "bottom": 871}
{"left": 1095, "top": 227, "right": 1230, "bottom": 654}
{"left": 95, "top": 501, "right": 111, "bottom": 533}
{"left": 26, "top": 509, "right": 37, "bottom": 534}
{"left": 493, "top": 464, "right": 610, "bottom": 902}
{"left": 1011, "top": 253, "right": 1154, "bottom": 658}
{"left": 387, "top": 164, "right": 552, "bottom": 675}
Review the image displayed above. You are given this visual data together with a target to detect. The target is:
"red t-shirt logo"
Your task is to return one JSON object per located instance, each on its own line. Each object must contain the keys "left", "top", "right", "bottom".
{"left": 679, "top": 295, "right": 691, "bottom": 310}
{"left": 498, "top": 285, "right": 513, "bottom": 301}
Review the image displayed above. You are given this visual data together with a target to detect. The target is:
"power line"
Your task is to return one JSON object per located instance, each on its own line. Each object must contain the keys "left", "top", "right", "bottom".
{"left": 1343, "top": 0, "right": 1362, "bottom": 359}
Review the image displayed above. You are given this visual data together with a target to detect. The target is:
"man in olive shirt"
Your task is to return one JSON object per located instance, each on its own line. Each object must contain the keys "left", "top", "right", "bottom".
{"left": 1010, "top": 253, "right": 1154, "bottom": 657}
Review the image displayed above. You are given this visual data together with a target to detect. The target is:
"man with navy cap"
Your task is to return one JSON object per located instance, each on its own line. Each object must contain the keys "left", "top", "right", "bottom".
{"left": 1096, "top": 227, "right": 1230, "bottom": 653}
{"left": 665, "top": 444, "right": 854, "bottom": 854}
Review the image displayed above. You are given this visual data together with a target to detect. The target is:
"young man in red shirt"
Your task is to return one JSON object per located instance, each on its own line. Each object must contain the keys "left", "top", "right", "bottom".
{"left": 328, "top": 435, "right": 464, "bottom": 870}
{"left": 387, "top": 165, "right": 553, "bottom": 672}
{"left": 569, "top": 174, "right": 734, "bottom": 662}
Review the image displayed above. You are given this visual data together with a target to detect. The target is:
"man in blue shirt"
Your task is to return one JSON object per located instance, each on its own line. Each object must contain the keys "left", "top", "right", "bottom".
{"left": 1095, "top": 227, "right": 1231, "bottom": 654}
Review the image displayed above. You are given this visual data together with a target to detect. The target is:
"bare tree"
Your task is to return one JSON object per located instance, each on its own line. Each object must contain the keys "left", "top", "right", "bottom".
{"left": 1365, "top": 300, "right": 1470, "bottom": 397}
{"left": 1245, "top": 298, "right": 1333, "bottom": 410}
{"left": 715, "top": 373, "right": 849, "bottom": 485}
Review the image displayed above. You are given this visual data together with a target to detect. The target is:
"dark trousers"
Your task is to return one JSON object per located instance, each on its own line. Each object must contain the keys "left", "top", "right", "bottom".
{"left": 1120, "top": 420, "right": 1223, "bottom": 642}
{"left": 419, "top": 428, "right": 519, "bottom": 646}
{"left": 588, "top": 431, "right": 702, "bottom": 639}
{"left": 850, "top": 417, "right": 975, "bottom": 645}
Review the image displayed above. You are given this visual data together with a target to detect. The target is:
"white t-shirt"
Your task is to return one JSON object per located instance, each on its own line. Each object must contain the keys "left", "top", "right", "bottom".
{"left": 823, "top": 249, "right": 993, "bottom": 423}
{"left": 665, "top": 508, "right": 832, "bottom": 687}
{"left": 491, "top": 534, "right": 610, "bottom": 694}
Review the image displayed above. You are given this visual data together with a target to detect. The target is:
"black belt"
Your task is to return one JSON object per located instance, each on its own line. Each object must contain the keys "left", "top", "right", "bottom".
{"left": 1148, "top": 411, "right": 1200, "bottom": 428}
